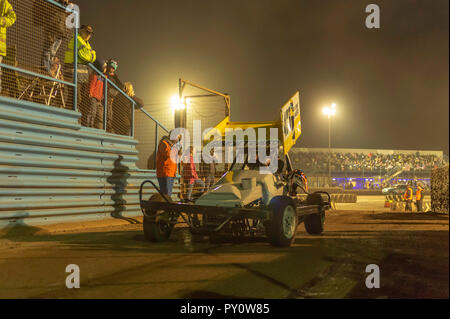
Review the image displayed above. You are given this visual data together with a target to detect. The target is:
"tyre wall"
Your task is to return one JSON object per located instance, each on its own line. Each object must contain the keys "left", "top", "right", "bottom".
{"left": 431, "top": 165, "right": 449, "bottom": 214}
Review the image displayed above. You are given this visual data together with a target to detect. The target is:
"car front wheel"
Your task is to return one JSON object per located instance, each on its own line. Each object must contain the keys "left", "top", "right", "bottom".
{"left": 267, "top": 196, "right": 298, "bottom": 247}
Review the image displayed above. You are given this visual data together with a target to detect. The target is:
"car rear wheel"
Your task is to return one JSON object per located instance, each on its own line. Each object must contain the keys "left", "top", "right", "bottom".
{"left": 304, "top": 193, "right": 325, "bottom": 235}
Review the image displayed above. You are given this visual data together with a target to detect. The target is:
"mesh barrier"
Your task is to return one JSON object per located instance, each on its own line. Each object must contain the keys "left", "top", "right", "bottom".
{"left": 180, "top": 154, "right": 229, "bottom": 201}
{"left": 1, "top": 0, "right": 134, "bottom": 136}
{"left": 179, "top": 83, "right": 229, "bottom": 200}
{"left": 135, "top": 83, "right": 230, "bottom": 200}
{"left": 134, "top": 109, "right": 168, "bottom": 170}
{"left": 1, "top": 0, "right": 75, "bottom": 109}
{"left": 110, "top": 83, "right": 134, "bottom": 136}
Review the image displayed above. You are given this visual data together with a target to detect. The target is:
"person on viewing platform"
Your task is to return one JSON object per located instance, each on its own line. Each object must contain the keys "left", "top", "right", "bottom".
{"left": 112, "top": 81, "right": 144, "bottom": 136}
{"left": 102, "top": 59, "right": 123, "bottom": 133}
{"left": 33, "top": 0, "right": 72, "bottom": 73}
{"left": 64, "top": 25, "right": 98, "bottom": 111}
{"left": 182, "top": 146, "right": 205, "bottom": 201}
{"left": 156, "top": 131, "right": 182, "bottom": 196}
{"left": 86, "top": 70, "right": 105, "bottom": 128}
{"left": 123, "top": 82, "right": 144, "bottom": 108}
{"left": 0, "top": 0, "right": 16, "bottom": 94}
{"left": 64, "top": 25, "right": 97, "bottom": 65}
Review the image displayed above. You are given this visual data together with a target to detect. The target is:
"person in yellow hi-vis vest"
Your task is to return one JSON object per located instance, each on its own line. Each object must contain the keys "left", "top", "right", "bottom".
{"left": 64, "top": 25, "right": 97, "bottom": 113}
{"left": 0, "top": 0, "right": 16, "bottom": 93}
{"left": 403, "top": 184, "right": 414, "bottom": 212}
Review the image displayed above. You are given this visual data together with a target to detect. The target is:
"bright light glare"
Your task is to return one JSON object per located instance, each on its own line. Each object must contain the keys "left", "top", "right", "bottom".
{"left": 170, "top": 95, "right": 186, "bottom": 111}
{"left": 322, "top": 103, "right": 337, "bottom": 117}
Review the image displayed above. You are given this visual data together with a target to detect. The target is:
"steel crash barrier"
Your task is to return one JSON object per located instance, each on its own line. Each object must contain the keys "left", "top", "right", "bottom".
{"left": 297, "top": 193, "right": 357, "bottom": 204}
{"left": 0, "top": 0, "right": 177, "bottom": 227}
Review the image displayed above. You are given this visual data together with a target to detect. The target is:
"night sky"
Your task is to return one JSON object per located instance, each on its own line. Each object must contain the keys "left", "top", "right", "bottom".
{"left": 75, "top": 0, "right": 449, "bottom": 154}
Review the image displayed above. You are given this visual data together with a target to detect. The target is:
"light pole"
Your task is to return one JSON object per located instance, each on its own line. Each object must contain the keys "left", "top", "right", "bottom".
{"left": 322, "top": 103, "right": 337, "bottom": 186}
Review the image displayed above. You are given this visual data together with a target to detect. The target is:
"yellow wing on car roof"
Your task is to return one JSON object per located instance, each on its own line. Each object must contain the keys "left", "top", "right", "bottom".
{"left": 203, "top": 92, "right": 301, "bottom": 155}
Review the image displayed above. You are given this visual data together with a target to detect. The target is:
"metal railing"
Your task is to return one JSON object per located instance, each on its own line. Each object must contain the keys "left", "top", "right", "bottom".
{"left": 0, "top": 0, "right": 167, "bottom": 139}
{"left": 134, "top": 105, "right": 170, "bottom": 170}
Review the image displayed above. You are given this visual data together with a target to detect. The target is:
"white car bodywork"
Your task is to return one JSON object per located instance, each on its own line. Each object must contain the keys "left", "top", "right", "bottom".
{"left": 195, "top": 169, "right": 285, "bottom": 208}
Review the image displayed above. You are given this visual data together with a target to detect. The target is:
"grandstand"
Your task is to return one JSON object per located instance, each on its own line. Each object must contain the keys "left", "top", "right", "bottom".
{"left": 290, "top": 147, "right": 448, "bottom": 189}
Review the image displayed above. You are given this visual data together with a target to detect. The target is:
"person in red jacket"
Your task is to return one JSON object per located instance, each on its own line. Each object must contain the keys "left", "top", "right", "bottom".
{"left": 182, "top": 146, "right": 205, "bottom": 201}
{"left": 86, "top": 70, "right": 104, "bottom": 128}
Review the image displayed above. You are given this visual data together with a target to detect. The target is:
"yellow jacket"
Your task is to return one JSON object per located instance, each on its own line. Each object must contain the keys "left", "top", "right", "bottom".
{"left": 64, "top": 34, "right": 97, "bottom": 64}
{"left": 0, "top": 0, "right": 16, "bottom": 57}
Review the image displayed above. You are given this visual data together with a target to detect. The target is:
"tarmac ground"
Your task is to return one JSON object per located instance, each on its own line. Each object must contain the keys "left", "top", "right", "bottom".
{"left": 0, "top": 196, "right": 448, "bottom": 299}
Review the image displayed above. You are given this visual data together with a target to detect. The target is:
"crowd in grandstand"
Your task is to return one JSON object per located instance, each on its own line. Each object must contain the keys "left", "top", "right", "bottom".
{"left": 292, "top": 151, "right": 447, "bottom": 173}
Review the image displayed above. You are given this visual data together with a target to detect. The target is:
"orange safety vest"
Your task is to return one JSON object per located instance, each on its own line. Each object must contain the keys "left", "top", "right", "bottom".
{"left": 403, "top": 187, "right": 413, "bottom": 201}
{"left": 416, "top": 188, "right": 423, "bottom": 201}
{"left": 156, "top": 137, "right": 177, "bottom": 178}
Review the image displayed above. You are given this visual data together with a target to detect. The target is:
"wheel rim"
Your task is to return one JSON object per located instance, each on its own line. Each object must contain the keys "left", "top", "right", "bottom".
{"left": 156, "top": 210, "right": 171, "bottom": 234}
{"left": 282, "top": 205, "right": 296, "bottom": 238}
{"left": 158, "top": 220, "right": 170, "bottom": 234}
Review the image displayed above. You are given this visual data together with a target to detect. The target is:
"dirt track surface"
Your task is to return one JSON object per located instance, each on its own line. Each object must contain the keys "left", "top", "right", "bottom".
{"left": 0, "top": 198, "right": 448, "bottom": 299}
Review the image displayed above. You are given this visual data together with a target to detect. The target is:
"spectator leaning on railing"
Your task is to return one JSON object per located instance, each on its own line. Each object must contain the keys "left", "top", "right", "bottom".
{"left": 112, "top": 81, "right": 144, "bottom": 136}
{"left": 102, "top": 59, "right": 122, "bottom": 133}
{"left": 0, "top": 0, "right": 16, "bottom": 94}
{"left": 63, "top": 24, "right": 97, "bottom": 110}
{"left": 123, "top": 82, "right": 144, "bottom": 108}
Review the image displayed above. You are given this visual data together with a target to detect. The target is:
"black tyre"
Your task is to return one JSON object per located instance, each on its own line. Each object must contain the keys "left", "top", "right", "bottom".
{"left": 267, "top": 196, "right": 298, "bottom": 247}
{"left": 143, "top": 193, "right": 175, "bottom": 242}
{"left": 304, "top": 193, "right": 325, "bottom": 235}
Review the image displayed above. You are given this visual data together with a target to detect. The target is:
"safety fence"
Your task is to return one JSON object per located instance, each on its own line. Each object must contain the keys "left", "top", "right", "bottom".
{"left": 134, "top": 106, "right": 171, "bottom": 170}
{"left": 134, "top": 80, "right": 231, "bottom": 200}
{"left": 177, "top": 80, "right": 230, "bottom": 200}
{"left": 0, "top": 0, "right": 157, "bottom": 138}
{"left": 179, "top": 157, "right": 228, "bottom": 201}
{"left": 1, "top": 0, "right": 76, "bottom": 110}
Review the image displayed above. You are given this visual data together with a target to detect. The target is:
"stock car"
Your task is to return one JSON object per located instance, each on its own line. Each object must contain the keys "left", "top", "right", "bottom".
{"left": 139, "top": 91, "right": 331, "bottom": 247}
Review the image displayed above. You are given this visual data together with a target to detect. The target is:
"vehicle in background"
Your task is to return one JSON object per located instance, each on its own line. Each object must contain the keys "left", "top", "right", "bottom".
{"left": 382, "top": 184, "right": 409, "bottom": 195}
